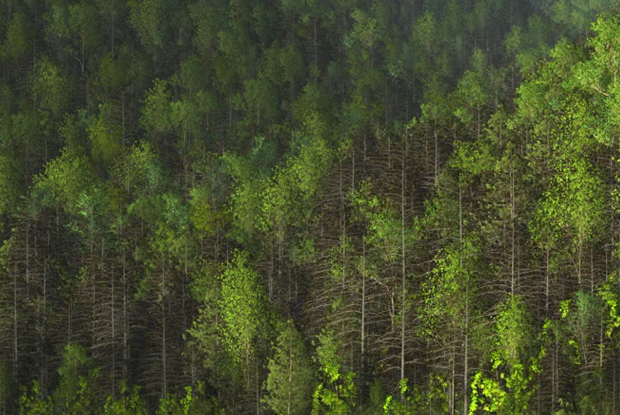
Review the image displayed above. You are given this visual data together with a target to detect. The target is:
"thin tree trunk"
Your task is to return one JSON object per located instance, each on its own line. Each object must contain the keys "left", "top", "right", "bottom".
{"left": 313, "top": 18, "right": 318, "bottom": 72}
{"left": 122, "top": 249, "right": 128, "bottom": 380}
{"left": 511, "top": 164, "right": 515, "bottom": 296}
{"left": 546, "top": 249, "right": 550, "bottom": 315}
{"left": 287, "top": 332, "right": 292, "bottom": 415}
{"left": 111, "top": 256, "right": 116, "bottom": 401}
{"left": 400, "top": 140, "right": 407, "bottom": 387}
{"left": 434, "top": 130, "right": 439, "bottom": 185}
{"left": 459, "top": 184, "right": 469, "bottom": 414}
{"left": 13, "top": 264, "right": 18, "bottom": 382}
{"left": 361, "top": 241, "right": 366, "bottom": 358}
{"left": 256, "top": 356, "right": 260, "bottom": 415}
{"left": 464, "top": 286, "right": 469, "bottom": 415}
{"left": 162, "top": 264, "right": 167, "bottom": 398}
{"left": 614, "top": 352, "right": 617, "bottom": 415}
{"left": 450, "top": 348, "right": 455, "bottom": 415}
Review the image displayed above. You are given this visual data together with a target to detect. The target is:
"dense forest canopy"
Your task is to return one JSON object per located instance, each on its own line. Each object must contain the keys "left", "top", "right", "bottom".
{"left": 2, "top": 0, "right": 620, "bottom": 414}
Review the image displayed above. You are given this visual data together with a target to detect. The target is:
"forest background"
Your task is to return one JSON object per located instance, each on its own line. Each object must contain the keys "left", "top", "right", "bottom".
{"left": 2, "top": 0, "right": 620, "bottom": 413}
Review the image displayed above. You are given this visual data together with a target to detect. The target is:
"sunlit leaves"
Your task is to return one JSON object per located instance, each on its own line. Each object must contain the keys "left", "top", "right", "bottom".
{"left": 422, "top": 240, "right": 479, "bottom": 335}
{"left": 532, "top": 157, "right": 605, "bottom": 250}
{"left": 469, "top": 297, "right": 543, "bottom": 415}
{"left": 312, "top": 330, "right": 356, "bottom": 415}
{"left": 19, "top": 381, "right": 54, "bottom": 415}
{"left": 218, "top": 251, "right": 267, "bottom": 365}
{"left": 36, "top": 147, "right": 96, "bottom": 214}
{"left": 102, "top": 381, "right": 148, "bottom": 415}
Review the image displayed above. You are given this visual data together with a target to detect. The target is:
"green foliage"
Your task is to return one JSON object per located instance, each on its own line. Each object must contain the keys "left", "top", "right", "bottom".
{"left": 225, "top": 152, "right": 267, "bottom": 242}
{"left": 312, "top": 330, "right": 356, "bottom": 415}
{"left": 5, "top": 2, "right": 620, "bottom": 415}
{"left": 129, "top": 0, "right": 166, "bottom": 51}
{"left": 190, "top": 186, "right": 226, "bottom": 237}
{"left": 469, "top": 297, "right": 544, "bottom": 414}
{"left": 102, "top": 381, "right": 148, "bottom": 415}
{"left": 422, "top": 239, "right": 478, "bottom": 336}
{"left": 263, "top": 320, "right": 315, "bottom": 415}
{"left": 30, "top": 57, "right": 69, "bottom": 116}
{"left": 19, "top": 381, "right": 54, "bottom": 415}
{"left": 544, "top": 0, "right": 619, "bottom": 37}
{"left": 1, "top": 12, "right": 29, "bottom": 63}
{"left": 51, "top": 1, "right": 101, "bottom": 68}
{"left": 218, "top": 251, "right": 268, "bottom": 366}
{"left": 598, "top": 276, "right": 620, "bottom": 337}
{"left": 382, "top": 378, "right": 433, "bottom": 415}
{"left": 36, "top": 146, "right": 96, "bottom": 214}
{"left": 156, "top": 382, "right": 221, "bottom": 415}
{"left": 533, "top": 157, "right": 605, "bottom": 249}
{"left": 53, "top": 343, "right": 100, "bottom": 415}
{"left": 121, "top": 141, "right": 165, "bottom": 195}
{"left": 260, "top": 134, "right": 332, "bottom": 233}
{"left": 454, "top": 49, "right": 491, "bottom": 119}
{"left": 141, "top": 79, "right": 172, "bottom": 137}
{"left": 0, "top": 149, "right": 20, "bottom": 217}
{"left": 88, "top": 103, "right": 123, "bottom": 168}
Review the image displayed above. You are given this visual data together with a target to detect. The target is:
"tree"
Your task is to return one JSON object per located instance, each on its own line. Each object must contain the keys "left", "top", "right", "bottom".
{"left": 1, "top": 12, "right": 30, "bottom": 65}
{"left": 140, "top": 79, "right": 172, "bottom": 146}
{"left": 50, "top": 2, "right": 101, "bottom": 74}
{"left": 102, "top": 381, "right": 147, "bottom": 415}
{"left": 469, "top": 296, "right": 544, "bottom": 414}
{"left": 88, "top": 103, "right": 123, "bottom": 170}
{"left": 263, "top": 320, "right": 315, "bottom": 415}
{"left": 218, "top": 251, "right": 268, "bottom": 378}
{"left": 30, "top": 57, "right": 69, "bottom": 118}
{"left": 156, "top": 382, "right": 220, "bottom": 415}
{"left": 19, "top": 381, "right": 53, "bottom": 415}
{"left": 312, "top": 330, "right": 356, "bottom": 415}
{"left": 129, "top": 0, "right": 167, "bottom": 55}
{"left": 53, "top": 343, "right": 99, "bottom": 415}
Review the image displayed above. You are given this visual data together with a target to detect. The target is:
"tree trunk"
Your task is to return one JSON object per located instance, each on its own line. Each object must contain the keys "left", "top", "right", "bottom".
{"left": 288, "top": 333, "right": 293, "bottom": 415}
{"left": 123, "top": 249, "right": 128, "bottom": 380}
{"left": 400, "top": 140, "right": 407, "bottom": 387}
{"left": 162, "top": 265, "right": 167, "bottom": 398}
{"left": 361, "top": 241, "right": 366, "bottom": 358}
{"left": 13, "top": 264, "right": 18, "bottom": 383}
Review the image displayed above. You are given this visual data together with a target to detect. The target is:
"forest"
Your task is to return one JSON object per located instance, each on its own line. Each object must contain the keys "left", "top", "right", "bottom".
{"left": 3, "top": 0, "right": 620, "bottom": 413}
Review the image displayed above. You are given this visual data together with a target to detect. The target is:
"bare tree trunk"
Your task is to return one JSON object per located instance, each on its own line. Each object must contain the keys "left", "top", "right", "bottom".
{"left": 288, "top": 332, "right": 293, "bottom": 415}
{"left": 13, "top": 264, "right": 18, "bottom": 383}
{"left": 434, "top": 130, "right": 439, "bottom": 185}
{"left": 256, "top": 356, "right": 260, "bottom": 415}
{"left": 122, "top": 249, "right": 128, "bottom": 380}
{"left": 450, "top": 348, "right": 455, "bottom": 415}
{"left": 511, "top": 165, "right": 515, "bottom": 296}
{"left": 162, "top": 265, "right": 167, "bottom": 398}
{"left": 313, "top": 18, "right": 318, "bottom": 72}
{"left": 361, "top": 241, "right": 366, "bottom": 358}
{"left": 400, "top": 140, "right": 407, "bottom": 387}
{"left": 546, "top": 249, "right": 550, "bottom": 315}
{"left": 459, "top": 184, "right": 469, "bottom": 414}
{"left": 614, "top": 352, "right": 617, "bottom": 415}
{"left": 41, "top": 256, "right": 47, "bottom": 392}
{"left": 111, "top": 257, "right": 116, "bottom": 400}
